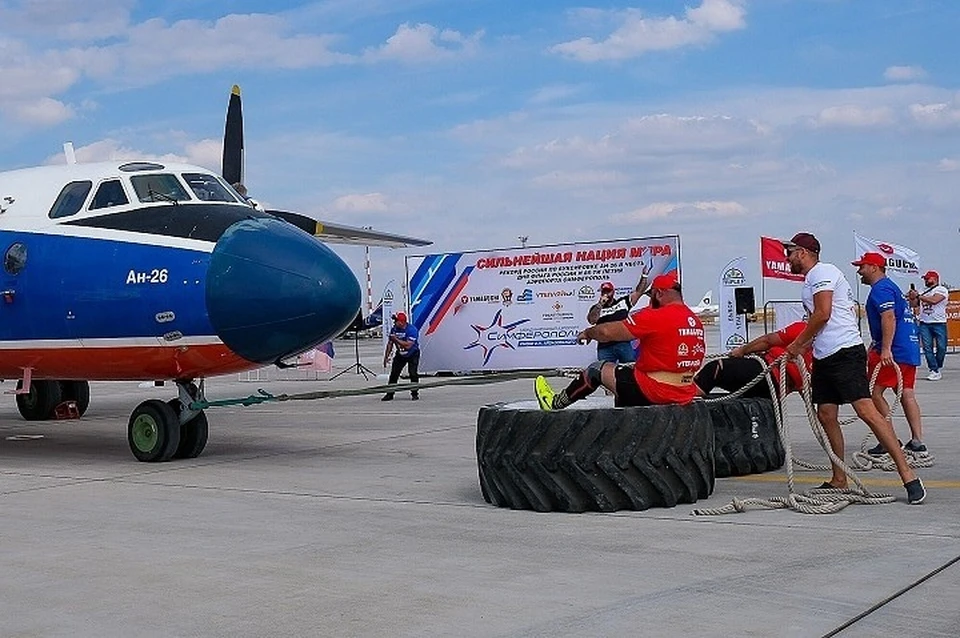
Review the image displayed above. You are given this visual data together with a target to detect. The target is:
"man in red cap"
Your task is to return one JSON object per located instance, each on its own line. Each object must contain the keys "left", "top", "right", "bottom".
{"left": 694, "top": 320, "right": 810, "bottom": 400}
{"left": 535, "top": 272, "right": 705, "bottom": 409}
{"left": 908, "top": 269, "right": 948, "bottom": 380}
{"left": 853, "top": 252, "right": 927, "bottom": 456}
{"left": 783, "top": 234, "right": 925, "bottom": 503}
{"left": 382, "top": 311, "right": 421, "bottom": 401}
{"left": 585, "top": 262, "right": 653, "bottom": 364}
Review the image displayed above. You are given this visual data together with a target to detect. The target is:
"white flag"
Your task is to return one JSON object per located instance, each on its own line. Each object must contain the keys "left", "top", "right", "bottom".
{"left": 853, "top": 232, "right": 920, "bottom": 278}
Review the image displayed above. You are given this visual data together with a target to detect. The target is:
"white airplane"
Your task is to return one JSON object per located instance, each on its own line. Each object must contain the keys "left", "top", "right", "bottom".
{"left": 0, "top": 85, "right": 429, "bottom": 462}
{"left": 690, "top": 290, "right": 719, "bottom": 317}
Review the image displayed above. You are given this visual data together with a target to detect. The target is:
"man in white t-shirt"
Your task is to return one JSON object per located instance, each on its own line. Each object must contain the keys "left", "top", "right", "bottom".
{"left": 782, "top": 232, "right": 925, "bottom": 504}
{"left": 908, "top": 270, "right": 948, "bottom": 380}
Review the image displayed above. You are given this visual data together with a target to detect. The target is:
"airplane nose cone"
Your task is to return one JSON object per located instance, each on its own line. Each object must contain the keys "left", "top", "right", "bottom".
{"left": 206, "top": 217, "right": 361, "bottom": 364}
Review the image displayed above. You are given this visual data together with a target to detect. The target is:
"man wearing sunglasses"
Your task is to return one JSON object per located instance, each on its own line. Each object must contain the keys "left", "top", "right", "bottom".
{"left": 782, "top": 233, "right": 925, "bottom": 504}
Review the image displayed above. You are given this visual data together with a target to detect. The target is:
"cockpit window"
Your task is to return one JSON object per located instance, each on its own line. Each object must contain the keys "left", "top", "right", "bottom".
{"left": 130, "top": 174, "right": 190, "bottom": 203}
{"left": 183, "top": 173, "right": 240, "bottom": 202}
{"left": 49, "top": 181, "right": 93, "bottom": 219}
{"left": 89, "top": 179, "right": 130, "bottom": 210}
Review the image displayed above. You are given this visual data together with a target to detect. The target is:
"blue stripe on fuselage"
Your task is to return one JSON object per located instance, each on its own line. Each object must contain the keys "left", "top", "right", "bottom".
{"left": 0, "top": 231, "right": 213, "bottom": 341}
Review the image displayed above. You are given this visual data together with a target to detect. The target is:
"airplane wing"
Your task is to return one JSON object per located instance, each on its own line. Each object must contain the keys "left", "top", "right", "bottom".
{"left": 267, "top": 209, "right": 431, "bottom": 248}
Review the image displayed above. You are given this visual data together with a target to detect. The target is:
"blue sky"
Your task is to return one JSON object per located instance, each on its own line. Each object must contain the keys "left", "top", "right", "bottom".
{"left": 2, "top": 0, "right": 958, "bottom": 301}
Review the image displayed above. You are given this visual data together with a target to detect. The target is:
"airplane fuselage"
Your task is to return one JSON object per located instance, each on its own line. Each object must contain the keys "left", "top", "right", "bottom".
{"left": 0, "top": 160, "right": 361, "bottom": 381}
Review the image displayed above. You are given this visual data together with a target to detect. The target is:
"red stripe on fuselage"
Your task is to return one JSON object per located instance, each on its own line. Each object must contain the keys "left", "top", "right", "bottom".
{"left": 0, "top": 344, "right": 254, "bottom": 380}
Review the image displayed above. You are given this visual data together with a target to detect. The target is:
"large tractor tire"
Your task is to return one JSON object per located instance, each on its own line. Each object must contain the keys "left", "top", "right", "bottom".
{"left": 477, "top": 401, "right": 715, "bottom": 513}
{"left": 707, "top": 397, "right": 785, "bottom": 478}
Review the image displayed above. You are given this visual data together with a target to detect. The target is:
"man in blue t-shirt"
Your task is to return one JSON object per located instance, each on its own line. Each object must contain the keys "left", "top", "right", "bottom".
{"left": 854, "top": 252, "right": 927, "bottom": 455}
{"left": 382, "top": 312, "right": 421, "bottom": 401}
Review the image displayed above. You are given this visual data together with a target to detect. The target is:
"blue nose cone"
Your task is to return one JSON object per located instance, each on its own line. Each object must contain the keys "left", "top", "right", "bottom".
{"left": 206, "top": 217, "right": 361, "bottom": 364}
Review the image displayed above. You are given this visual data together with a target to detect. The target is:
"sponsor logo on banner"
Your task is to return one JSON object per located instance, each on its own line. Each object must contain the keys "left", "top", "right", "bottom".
{"left": 463, "top": 310, "right": 531, "bottom": 365}
{"left": 760, "top": 236, "right": 804, "bottom": 282}
{"left": 854, "top": 233, "right": 919, "bottom": 276}
{"left": 384, "top": 289, "right": 394, "bottom": 301}
{"left": 578, "top": 285, "right": 595, "bottom": 301}
{"left": 725, "top": 333, "right": 747, "bottom": 348}
{"left": 722, "top": 267, "right": 745, "bottom": 287}
{"left": 517, "top": 288, "right": 534, "bottom": 303}
{"left": 500, "top": 288, "right": 513, "bottom": 306}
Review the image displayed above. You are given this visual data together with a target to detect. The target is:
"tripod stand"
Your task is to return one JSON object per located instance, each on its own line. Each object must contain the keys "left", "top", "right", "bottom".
{"left": 331, "top": 330, "right": 377, "bottom": 380}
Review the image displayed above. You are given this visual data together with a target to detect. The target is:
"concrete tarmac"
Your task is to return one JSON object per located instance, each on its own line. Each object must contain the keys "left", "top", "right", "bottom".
{"left": 1, "top": 340, "right": 958, "bottom": 637}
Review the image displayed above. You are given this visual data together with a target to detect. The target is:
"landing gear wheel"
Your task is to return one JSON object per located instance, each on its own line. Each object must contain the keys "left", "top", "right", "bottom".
{"left": 166, "top": 399, "right": 209, "bottom": 459}
{"left": 16, "top": 380, "right": 63, "bottom": 421}
{"left": 707, "top": 397, "right": 785, "bottom": 478}
{"left": 59, "top": 381, "right": 91, "bottom": 417}
{"left": 477, "top": 401, "right": 715, "bottom": 512}
{"left": 128, "top": 399, "right": 180, "bottom": 462}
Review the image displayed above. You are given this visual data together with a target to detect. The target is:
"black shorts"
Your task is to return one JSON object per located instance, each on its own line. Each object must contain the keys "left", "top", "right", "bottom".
{"left": 811, "top": 344, "right": 870, "bottom": 406}
{"left": 694, "top": 358, "right": 773, "bottom": 400}
{"left": 613, "top": 365, "right": 653, "bottom": 407}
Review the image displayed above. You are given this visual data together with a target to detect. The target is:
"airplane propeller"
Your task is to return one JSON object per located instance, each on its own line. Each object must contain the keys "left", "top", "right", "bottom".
{"left": 220, "top": 86, "right": 430, "bottom": 248}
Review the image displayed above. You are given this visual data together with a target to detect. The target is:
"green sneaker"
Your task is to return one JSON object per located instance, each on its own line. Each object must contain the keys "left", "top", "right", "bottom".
{"left": 535, "top": 376, "right": 555, "bottom": 411}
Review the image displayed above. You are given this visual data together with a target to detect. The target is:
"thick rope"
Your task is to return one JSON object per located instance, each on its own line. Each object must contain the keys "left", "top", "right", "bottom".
{"left": 693, "top": 353, "right": 900, "bottom": 516}
{"left": 189, "top": 368, "right": 565, "bottom": 410}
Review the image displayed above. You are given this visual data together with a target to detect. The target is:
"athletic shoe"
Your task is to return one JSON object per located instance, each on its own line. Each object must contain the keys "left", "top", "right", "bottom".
{"left": 867, "top": 439, "right": 902, "bottom": 456}
{"left": 411, "top": 393, "right": 420, "bottom": 401}
{"left": 535, "top": 376, "right": 555, "bottom": 411}
{"left": 926, "top": 370, "right": 942, "bottom": 381}
{"left": 381, "top": 394, "right": 394, "bottom": 401}
{"left": 904, "top": 478, "right": 926, "bottom": 504}
{"left": 903, "top": 440, "right": 928, "bottom": 454}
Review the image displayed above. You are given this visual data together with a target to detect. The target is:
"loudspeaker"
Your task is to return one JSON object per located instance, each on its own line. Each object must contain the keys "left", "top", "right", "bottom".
{"left": 734, "top": 287, "right": 756, "bottom": 315}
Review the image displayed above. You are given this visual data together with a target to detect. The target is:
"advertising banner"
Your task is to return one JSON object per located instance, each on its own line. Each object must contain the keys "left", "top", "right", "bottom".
{"left": 718, "top": 257, "right": 748, "bottom": 352}
{"left": 406, "top": 236, "right": 680, "bottom": 373}
{"left": 380, "top": 280, "right": 398, "bottom": 357}
{"left": 760, "top": 236, "right": 804, "bottom": 282}
{"left": 853, "top": 232, "right": 920, "bottom": 278}
{"left": 948, "top": 290, "right": 960, "bottom": 348}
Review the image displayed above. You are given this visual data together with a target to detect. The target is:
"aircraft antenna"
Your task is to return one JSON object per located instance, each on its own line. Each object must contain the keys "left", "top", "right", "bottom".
{"left": 63, "top": 142, "right": 77, "bottom": 165}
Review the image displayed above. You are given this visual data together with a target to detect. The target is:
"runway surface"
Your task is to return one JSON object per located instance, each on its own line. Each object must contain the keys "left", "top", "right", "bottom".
{"left": 1, "top": 338, "right": 957, "bottom": 637}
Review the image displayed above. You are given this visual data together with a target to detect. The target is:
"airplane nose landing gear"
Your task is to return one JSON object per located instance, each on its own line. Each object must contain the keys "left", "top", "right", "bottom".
{"left": 127, "top": 379, "right": 208, "bottom": 462}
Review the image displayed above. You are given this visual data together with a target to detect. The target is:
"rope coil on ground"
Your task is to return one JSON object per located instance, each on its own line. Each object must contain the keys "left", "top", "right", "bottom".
{"left": 693, "top": 353, "right": 902, "bottom": 516}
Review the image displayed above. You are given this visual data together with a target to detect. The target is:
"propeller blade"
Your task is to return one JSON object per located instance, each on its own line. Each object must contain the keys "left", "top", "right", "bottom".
{"left": 266, "top": 210, "right": 431, "bottom": 248}
{"left": 222, "top": 84, "right": 244, "bottom": 186}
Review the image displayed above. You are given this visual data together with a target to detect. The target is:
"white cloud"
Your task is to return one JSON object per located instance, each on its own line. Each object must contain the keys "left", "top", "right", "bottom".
{"left": 44, "top": 139, "right": 187, "bottom": 165}
{"left": 937, "top": 158, "right": 960, "bottom": 172}
{"left": 884, "top": 65, "right": 928, "bottom": 82}
{"left": 13, "top": 97, "right": 74, "bottom": 127}
{"left": 530, "top": 170, "right": 627, "bottom": 189}
{"left": 550, "top": 0, "right": 746, "bottom": 62}
{"left": 814, "top": 105, "right": 895, "bottom": 128}
{"left": 528, "top": 84, "right": 586, "bottom": 105}
{"left": 908, "top": 103, "right": 960, "bottom": 128}
{"left": 333, "top": 192, "right": 391, "bottom": 212}
{"left": 363, "top": 23, "right": 482, "bottom": 63}
{"left": 611, "top": 200, "right": 747, "bottom": 224}
{"left": 500, "top": 113, "right": 770, "bottom": 170}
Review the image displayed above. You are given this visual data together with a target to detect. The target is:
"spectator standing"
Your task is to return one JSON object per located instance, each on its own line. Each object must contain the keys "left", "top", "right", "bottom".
{"left": 909, "top": 270, "right": 948, "bottom": 380}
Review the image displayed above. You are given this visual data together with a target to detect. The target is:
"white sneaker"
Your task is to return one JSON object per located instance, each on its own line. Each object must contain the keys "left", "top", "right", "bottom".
{"left": 927, "top": 370, "right": 942, "bottom": 381}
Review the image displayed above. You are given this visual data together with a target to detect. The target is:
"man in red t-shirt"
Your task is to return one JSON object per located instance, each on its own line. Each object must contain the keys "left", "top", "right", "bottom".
{"left": 535, "top": 273, "right": 705, "bottom": 409}
{"left": 694, "top": 321, "right": 811, "bottom": 400}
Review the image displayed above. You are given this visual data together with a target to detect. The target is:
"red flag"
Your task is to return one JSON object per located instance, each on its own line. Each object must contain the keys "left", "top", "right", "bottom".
{"left": 760, "top": 237, "right": 804, "bottom": 281}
